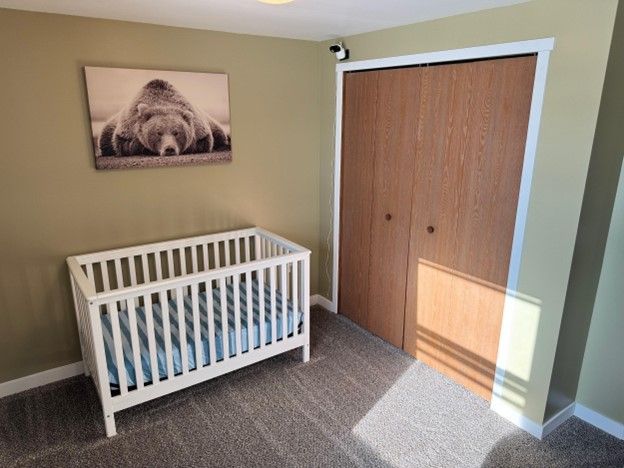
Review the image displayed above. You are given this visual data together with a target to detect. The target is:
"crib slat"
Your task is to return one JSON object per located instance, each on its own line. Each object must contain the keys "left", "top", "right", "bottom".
{"left": 214, "top": 242, "right": 221, "bottom": 268}
{"left": 155, "top": 252, "right": 163, "bottom": 281}
{"left": 141, "top": 254, "right": 150, "bottom": 283}
{"left": 109, "top": 301, "right": 128, "bottom": 395}
{"left": 244, "top": 236, "right": 250, "bottom": 263}
{"left": 258, "top": 268, "right": 266, "bottom": 348}
{"left": 219, "top": 277, "right": 229, "bottom": 361}
{"left": 270, "top": 266, "right": 277, "bottom": 344}
{"left": 280, "top": 263, "right": 287, "bottom": 341}
{"left": 114, "top": 258, "right": 125, "bottom": 308}
{"left": 202, "top": 244, "right": 209, "bottom": 272}
{"left": 128, "top": 256, "right": 137, "bottom": 286}
{"left": 176, "top": 286, "right": 189, "bottom": 374}
{"left": 234, "top": 239, "right": 241, "bottom": 265}
{"left": 166, "top": 250, "right": 174, "bottom": 278}
{"left": 245, "top": 271, "right": 253, "bottom": 350}
{"left": 233, "top": 275, "right": 242, "bottom": 356}
{"left": 86, "top": 263, "right": 94, "bottom": 283}
{"left": 224, "top": 241, "right": 232, "bottom": 286}
{"left": 286, "top": 260, "right": 291, "bottom": 303}
{"left": 191, "top": 283, "right": 202, "bottom": 370}
{"left": 205, "top": 280, "right": 217, "bottom": 365}
{"left": 292, "top": 260, "right": 299, "bottom": 337}
{"left": 254, "top": 235, "right": 261, "bottom": 261}
{"left": 180, "top": 248, "right": 189, "bottom": 295}
{"left": 143, "top": 293, "right": 159, "bottom": 385}
{"left": 114, "top": 258, "right": 123, "bottom": 289}
{"left": 127, "top": 296, "right": 144, "bottom": 389}
{"left": 224, "top": 240, "right": 231, "bottom": 267}
{"left": 191, "top": 246, "right": 198, "bottom": 274}
{"left": 101, "top": 261, "right": 111, "bottom": 291}
{"left": 180, "top": 248, "right": 187, "bottom": 275}
{"left": 160, "top": 290, "right": 174, "bottom": 380}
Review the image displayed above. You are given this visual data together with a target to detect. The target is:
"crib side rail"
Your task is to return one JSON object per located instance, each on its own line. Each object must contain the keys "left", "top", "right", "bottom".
{"left": 71, "top": 228, "right": 306, "bottom": 296}
{"left": 67, "top": 257, "right": 97, "bottom": 299}
{"left": 255, "top": 228, "right": 310, "bottom": 255}
{"left": 73, "top": 227, "right": 258, "bottom": 266}
{"left": 91, "top": 251, "right": 310, "bottom": 397}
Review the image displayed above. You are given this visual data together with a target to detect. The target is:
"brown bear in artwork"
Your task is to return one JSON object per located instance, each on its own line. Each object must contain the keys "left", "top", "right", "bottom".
{"left": 99, "top": 79, "right": 230, "bottom": 157}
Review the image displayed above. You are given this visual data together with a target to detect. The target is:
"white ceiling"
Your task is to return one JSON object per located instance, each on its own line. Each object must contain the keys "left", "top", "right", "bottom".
{"left": 0, "top": 0, "right": 530, "bottom": 41}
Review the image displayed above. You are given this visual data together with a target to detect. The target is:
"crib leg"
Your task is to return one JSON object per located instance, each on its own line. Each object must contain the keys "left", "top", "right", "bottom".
{"left": 83, "top": 362, "right": 90, "bottom": 377}
{"left": 302, "top": 343, "right": 310, "bottom": 363}
{"left": 104, "top": 411, "right": 117, "bottom": 437}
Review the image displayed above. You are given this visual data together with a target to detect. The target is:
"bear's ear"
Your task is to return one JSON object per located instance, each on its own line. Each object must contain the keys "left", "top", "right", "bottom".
{"left": 137, "top": 103, "right": 152, "bottom": 119}
{"left": 181, "top": 110, "right": 194, "bottom": 124}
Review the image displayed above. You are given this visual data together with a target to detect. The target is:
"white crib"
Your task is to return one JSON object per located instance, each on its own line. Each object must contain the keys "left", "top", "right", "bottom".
{"left": 67, "top": 227, "right": 310, "bottom": 437}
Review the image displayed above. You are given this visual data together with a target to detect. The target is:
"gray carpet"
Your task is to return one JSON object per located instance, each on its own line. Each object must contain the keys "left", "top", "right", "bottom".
{"left": 1, "top": 308, "right": 623, "bottom": 467}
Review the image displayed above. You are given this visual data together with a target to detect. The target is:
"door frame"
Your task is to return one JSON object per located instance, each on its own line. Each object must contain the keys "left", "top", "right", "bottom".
{"left": 331, "top": 38, "right": 554, "bottom": 406}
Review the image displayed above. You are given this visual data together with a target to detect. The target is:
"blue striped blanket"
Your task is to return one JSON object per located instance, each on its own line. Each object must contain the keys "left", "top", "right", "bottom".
{"left": 101, "top": 280, "right": 301, "bottom": 389}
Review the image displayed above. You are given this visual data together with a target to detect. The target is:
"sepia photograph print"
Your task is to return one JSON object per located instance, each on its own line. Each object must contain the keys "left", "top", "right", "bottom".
{"left": 84, "top": 67, "right": 232, "bottom": 170}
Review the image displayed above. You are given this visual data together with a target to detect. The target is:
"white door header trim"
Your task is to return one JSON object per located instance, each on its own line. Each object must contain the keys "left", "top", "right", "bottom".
{"left": 336, "top": 38, "right": 554, "bottom": 73}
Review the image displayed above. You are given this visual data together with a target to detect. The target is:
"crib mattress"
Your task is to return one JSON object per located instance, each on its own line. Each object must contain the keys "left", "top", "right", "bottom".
{"left": 101, "top": 280, "right": 301, "bottom": 390}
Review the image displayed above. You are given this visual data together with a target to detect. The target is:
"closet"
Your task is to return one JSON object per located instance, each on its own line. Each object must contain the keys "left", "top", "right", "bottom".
{"left": 339, "top": 55, "right": 536, "bottom": 399}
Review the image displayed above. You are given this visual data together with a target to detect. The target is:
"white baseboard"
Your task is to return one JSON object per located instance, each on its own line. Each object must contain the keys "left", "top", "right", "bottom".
{"left": 0, "top": 361, "right": 84, "bottom": 399}
{"left": 310, "top": 294, "right": 336, "bottom": 312}
{"left": 575, "top": 403, "right": 624, "bottom": 440}
{"left": 490, "top": 397, "right": 544, "bottom": 438}
{"left": 541, "top": 402, "right": 576, "bottom": 438}
{"left": 492, "top": 397, "right": 624, "bottom": 441}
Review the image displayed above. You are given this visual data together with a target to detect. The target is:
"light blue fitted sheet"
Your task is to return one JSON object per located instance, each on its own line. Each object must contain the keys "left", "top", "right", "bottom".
{"left": 100, "top": 280, "right": 302, "bottom": 389}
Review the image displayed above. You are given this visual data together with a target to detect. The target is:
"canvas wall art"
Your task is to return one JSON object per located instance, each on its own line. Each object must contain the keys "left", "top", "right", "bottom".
{"left": 84, "top": 67, "right": 232, "bottom": 170}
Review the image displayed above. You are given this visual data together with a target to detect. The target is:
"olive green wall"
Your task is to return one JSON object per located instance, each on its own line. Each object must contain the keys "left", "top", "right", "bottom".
{"left": 576, "top": 162, "right": 624, "bottom": 424}
{"left": 575, "top": 0, "right": 624, "bottom": 423}
{"left": 318, "top": 0, "right": 618, "bottom": 424}
{"left": 546, "top": 0, "right": 624, "bottom": 422}
{"left": 1, "top": 2, "right": 620, "bottom": 429}
{"left": 0, "top": 9, "right": 320, "bottom": 383}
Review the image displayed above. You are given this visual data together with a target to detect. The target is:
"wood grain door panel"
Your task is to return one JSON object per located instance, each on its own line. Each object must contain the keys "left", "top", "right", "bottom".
{"left": 366, "top": 67, "right": 421, "bottom": 347}
{"left": 403, "top": 56, "right": 536, "bottom": 399}
{"left": 339, "top": 71, "right": 379, "bottom": 327}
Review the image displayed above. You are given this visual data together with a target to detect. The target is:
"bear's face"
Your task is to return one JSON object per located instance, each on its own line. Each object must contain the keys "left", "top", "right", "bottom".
{"left": 136, "top": 104, "right": 195, "bottom": 156}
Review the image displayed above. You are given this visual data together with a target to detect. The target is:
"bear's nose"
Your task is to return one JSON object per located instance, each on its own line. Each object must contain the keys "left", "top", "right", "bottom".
{"left": 163, "top": 146, "right": 177, "bottom": 156}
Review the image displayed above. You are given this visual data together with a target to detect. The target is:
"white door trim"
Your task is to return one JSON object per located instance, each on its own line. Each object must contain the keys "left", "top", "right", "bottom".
{"left": 331, "top": 38, "right": 554, "bottom": 426}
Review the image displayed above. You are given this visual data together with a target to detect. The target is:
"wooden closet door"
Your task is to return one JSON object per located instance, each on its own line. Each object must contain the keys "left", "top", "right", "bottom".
{"left": 338, "top": 71, "right": 379, "bottom": 326}
{"left": 403, "top": 56, "right": 536, "bottom": 399}
{"left": 366, "top": 67, "right": 421, "bottom": 347}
